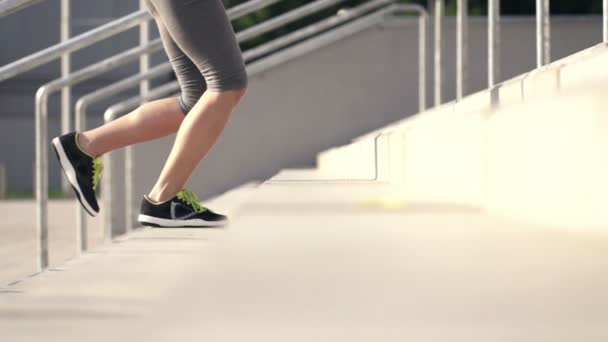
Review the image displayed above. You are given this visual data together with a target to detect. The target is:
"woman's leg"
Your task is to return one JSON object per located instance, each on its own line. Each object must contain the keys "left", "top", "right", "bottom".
{"left": 145, "top": 0, "right": 248, "bottom": 203}
{"left": 147, "top": 89, "right": 245, "bottom": 203}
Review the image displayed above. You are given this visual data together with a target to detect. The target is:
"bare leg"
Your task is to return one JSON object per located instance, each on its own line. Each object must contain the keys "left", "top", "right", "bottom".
{"left": 147, "top": 88, "right": 246, "bottom": 203}
{"left": 78, "top": 97, "right": 185, "bottom": 158}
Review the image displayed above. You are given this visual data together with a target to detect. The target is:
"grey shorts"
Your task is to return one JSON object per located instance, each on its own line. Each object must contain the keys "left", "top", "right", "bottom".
{"left": 144, "top": 0, "right": 248, "bottom": 115}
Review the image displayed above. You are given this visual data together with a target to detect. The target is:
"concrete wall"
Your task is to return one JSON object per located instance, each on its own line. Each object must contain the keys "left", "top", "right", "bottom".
{"left": 0, "top": 14, "right": 604, "bottom": 202}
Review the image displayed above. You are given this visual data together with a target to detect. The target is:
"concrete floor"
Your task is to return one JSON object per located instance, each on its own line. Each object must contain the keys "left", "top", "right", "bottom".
{"left": 1, "top": 180, "right": 607, "bottom": 341}
{"left": 0, "top": 199, "right": 105, "bottom": 285}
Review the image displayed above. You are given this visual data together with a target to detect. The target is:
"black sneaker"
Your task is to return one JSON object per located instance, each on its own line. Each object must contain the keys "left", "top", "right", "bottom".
{"left": 138, "top": 189, "right": 228, "bottom": 228}
{"left": 51, "top": 132, "right": 103, "bottom": 217}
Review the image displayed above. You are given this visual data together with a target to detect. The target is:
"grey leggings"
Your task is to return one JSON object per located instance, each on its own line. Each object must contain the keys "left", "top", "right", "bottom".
{"left": 143, "top": 0, "right": 248, "bottom": 115}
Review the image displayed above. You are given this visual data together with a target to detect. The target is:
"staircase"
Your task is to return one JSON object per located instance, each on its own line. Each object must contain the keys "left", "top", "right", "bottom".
{"left": 2, "top": 42, "right": 608, "bottom": 340}
{"left": 305, "top": 42, "right": 608, "bottom": 230}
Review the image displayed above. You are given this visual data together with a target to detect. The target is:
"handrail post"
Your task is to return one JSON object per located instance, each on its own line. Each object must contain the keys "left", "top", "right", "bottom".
{"left": 74, "top": 99, "right": 87, "bottom": 251}
{"left": 35, "top": 88, "right": 50, "bottom": 271}
{"left": 488, "top": 0, "right": 500, "bottom": 87}
{"left": 604, "top": 0, "right": 607, "bottom": 43}
{"left": 419, "top": 11, "right": 427, "bottom": 112}
{"left": 434, "top": 0, "right": 443, "bottom": 106}
{"left": 536, "top": 0, "right": 550, "bottom": 67}
{"left": 456, "top": 0, "right": 468, "bottom": 100}
{"left": 131, "top": 0, "right": 151, "bottom": 233}
{"left": 61, "top": 0, "right": 71, "bottom": 195}
{"left": 0, "top": 163, "right": 7, "bottom": 199}
{"left": 0, "top": 10, "right": 151, "bottom": 82}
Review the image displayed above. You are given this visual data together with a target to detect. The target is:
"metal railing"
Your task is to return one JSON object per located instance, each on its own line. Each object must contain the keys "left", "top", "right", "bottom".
{"left": 452, "top": 0, "right": 573, "bottom": 98}
{"left": 0, "top": 0, "right": 43, "bottom": 17}
{"left": 456, "top": 0, "right": 468, "bottom": 100}
{"left": 100, "top": 2, "right": 428, "bottom": 237}
{"left": 605, "top": 0, "right": 608, "bottom": 42}
{"left": 537, "top": 0, "right": 550, "bottom": 67}
{"left": 97, "top": 1, "right": 427, "bottom": 235}
{"left": 26, "top": 0, "right": 318, "bottom": 269}
{"left": 77, "top": 0, "right": 387, "bottom": 236}
{"left": 0, "top": 0, "right": 296, "bottom": 271}
{"left": 0, "top": 163, "right": 6, "bottom": 199}
{"left": 0, "top": 10, "right": 151, "bottom": 82}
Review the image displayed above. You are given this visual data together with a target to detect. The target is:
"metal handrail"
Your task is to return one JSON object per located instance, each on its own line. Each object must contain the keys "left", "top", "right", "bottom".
{"left": 30, "top": 0, "right": 315, "bottom": 268}
{"left": 33, "top": 40, "right": 163, "bottom": 266}
{"left": 0, "top": 0, "right": 285, "bottom": 84}
{"left": 101, "top": 3, "right": 427, "bottom": 240}
{"left": 0, "top": 10, "right": 151, "bottom": 82}
{"left": 0, "top": 0, "right": 43, "bottom": 17}
{"left": 237, "top": 0, "right": 346, "bottom": 41}
{"left": 104, "top": 3, "right": 426, "bottom": 123}
{"left": 75, "top": 63, "right": 173, "bottom": 139}
{"left": 242, "top": 0, "right": 393, "bottom": 61}
{"left": 102, "top": 0, "right": 386, "bottom": 235}
{"left": 246, "top": 3, "right": 427, "bottom": 110}
{"left": 6, "top": 0, "right": 605, "bottom": 277}
{"left": 84, "top": 0, "right": 381, "bottom": 235}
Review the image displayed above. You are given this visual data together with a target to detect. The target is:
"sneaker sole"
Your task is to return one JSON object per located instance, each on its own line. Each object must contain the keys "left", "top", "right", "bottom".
{"left": 138, "top": 214, "right": 227, "bottom": 228}
{"left": 51, "top": 137, "right": 98, "bottom": 217}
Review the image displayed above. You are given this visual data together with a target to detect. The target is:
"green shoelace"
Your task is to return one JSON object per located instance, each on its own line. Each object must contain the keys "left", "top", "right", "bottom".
{"left": 176, "top": 189, "right": 207, "bottom": 213}
{"left": 92, "top": 158, "right": 103, "bottom": 190}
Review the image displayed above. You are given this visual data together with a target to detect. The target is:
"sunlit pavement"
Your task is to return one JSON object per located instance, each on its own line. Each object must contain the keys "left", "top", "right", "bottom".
{"left": 1, "top": 179, "right": 607, "bottom": 341}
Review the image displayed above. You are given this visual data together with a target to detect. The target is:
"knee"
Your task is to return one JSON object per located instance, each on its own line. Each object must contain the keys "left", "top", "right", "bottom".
{"left": 207, "top": 67, "right": 249, "bottom": 98}
{"left": 211, "top": 87, "right": 247, "bottom": 108}
{"left": 227, "top": 87, "right": 247, "bottom": 103}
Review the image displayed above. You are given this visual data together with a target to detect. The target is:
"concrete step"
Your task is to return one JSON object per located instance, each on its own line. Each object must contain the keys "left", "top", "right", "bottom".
{"left": 0, "top": 200, "right": 105, "bottom": 286}
{"left": 312, "top": 43, "right": 608, "bottom": 229}
{"left": 0, "top": 182, "right": 260, "bottom": 287}
{"left": 1, "top": 180, "right": 607, "bottom": 341}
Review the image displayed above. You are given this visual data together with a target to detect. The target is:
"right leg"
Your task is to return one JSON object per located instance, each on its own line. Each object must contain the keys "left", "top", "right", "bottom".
{"left": 145, "top": 0, "right": 248, "bottom": 204}
{"left": 77, "top": 5, "right": 208, "bottom": 158}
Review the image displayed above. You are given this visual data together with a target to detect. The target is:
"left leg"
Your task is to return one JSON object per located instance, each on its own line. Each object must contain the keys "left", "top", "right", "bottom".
{"left": 78, "top": 97, "right": 185, "bottom": 158}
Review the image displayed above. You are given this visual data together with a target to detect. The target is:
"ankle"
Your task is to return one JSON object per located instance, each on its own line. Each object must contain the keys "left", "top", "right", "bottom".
{"left": 76, "top": 132, "right": 98, "bottom": 158}
{"left": 147, "top": 188, "right": 177, "bottom": 204}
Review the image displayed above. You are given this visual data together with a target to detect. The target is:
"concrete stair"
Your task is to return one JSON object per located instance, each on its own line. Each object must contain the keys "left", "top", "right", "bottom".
{"left": 1, "top": 175, "right": 608, "bottom": 341}
{"left": 303, "top": 42, "right": 608, "bottom": 230}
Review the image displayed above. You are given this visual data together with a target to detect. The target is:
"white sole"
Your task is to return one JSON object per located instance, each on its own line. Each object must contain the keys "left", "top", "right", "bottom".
{"left": 138, "top": 214, "right": 227, "bottom": 228}
{"left": 52, "top": 137, "right": 97, "bottom": 217}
